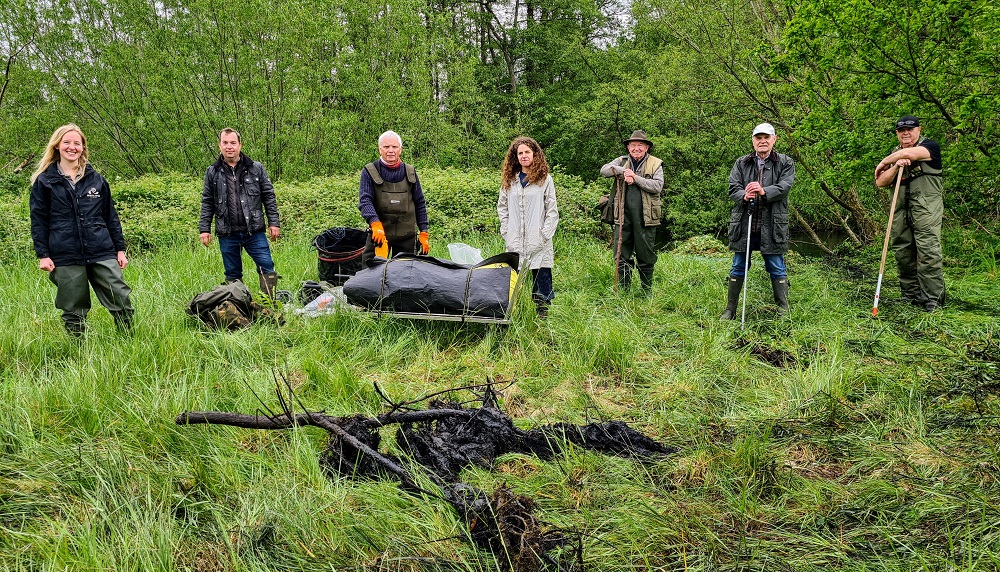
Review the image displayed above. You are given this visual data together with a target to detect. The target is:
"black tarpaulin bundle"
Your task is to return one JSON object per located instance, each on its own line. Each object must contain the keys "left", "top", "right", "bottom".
{"left": 343, "top": 253, "right": 519, "bottom": 318}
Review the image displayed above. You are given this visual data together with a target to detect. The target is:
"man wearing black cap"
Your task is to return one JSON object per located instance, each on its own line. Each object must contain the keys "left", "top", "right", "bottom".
{"left": 721, "top": 122, "right": 795, "bottom": 319}
{"left": 875, "top": 115, "right": 945, "bottom": 311}
{"left": 600, "top": 129, "right": 664, "bottom": 293}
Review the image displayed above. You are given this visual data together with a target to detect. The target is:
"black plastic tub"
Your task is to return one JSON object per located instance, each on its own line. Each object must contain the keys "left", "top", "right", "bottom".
{"left": 313, "top": 227, "right": 368, "bottom": 285}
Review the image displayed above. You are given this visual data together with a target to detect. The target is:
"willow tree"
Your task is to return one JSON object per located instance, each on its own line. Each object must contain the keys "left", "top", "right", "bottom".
{"left": 782, "top": 0, "right": 1000, "bottom": 222}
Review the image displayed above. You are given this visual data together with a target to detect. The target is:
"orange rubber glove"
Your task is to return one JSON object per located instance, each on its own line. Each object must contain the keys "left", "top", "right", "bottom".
{"left": 370, "top": 221, "right": 386, "bottom": 246}
{"left": 418, "top": 231, "right": 430, "bottom": 255}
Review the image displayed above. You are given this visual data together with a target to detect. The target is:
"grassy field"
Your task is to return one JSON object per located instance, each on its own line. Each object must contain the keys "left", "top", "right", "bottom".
{"left": 1, "top": 171, "right": 999, "bottom": 570}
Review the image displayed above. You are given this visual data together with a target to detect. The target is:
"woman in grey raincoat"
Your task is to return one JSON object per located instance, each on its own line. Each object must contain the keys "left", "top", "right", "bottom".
{"left": 497, "top": 136, "right": 559, "bottom": 317}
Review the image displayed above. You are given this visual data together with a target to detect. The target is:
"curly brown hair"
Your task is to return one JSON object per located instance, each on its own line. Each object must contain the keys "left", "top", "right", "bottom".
{"left": 500, "top": 136, "right": 550, "bottom": 190}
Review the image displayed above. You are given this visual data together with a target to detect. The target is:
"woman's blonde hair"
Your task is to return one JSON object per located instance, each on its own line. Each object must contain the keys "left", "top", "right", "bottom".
{"left": 31, "top": 124, "right": 89, "bottom": 184}
{"left": 500, "top": 136, "right": 549, "bottom": 191}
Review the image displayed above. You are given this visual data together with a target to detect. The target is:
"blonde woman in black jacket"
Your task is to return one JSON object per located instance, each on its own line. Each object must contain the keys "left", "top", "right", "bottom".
{"left": 29, "top": 124, "right": 133, "bottom": 336}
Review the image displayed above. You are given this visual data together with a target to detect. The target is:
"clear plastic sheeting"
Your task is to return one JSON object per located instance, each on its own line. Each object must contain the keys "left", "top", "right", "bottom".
{"left": 293, "top": 286, "right": 355, "bottom": 317}
{"left": 447, "top": 242, "right": 484, "bottom": 265}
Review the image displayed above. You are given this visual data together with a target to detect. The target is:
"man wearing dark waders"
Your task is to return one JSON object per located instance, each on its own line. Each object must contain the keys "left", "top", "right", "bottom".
{"left": 199, "top": 128, "right": 282, "bottom": 300}
{"left": 600, "top": 130, "right": 664, "bottom": 294}
{"left": 874, "top": 116, "right": 945, "bottom": 312}
{"left": 359, "top": 130, "right": 430, "bottom": 266}
{"left": 721, "top": 123, "right": 795, "bottom": 319}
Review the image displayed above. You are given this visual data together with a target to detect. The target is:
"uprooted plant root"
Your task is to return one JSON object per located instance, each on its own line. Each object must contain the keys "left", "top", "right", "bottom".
{"left": 396, "top": 399, "right": 517, "bottom": 482}
{"left": 397, "top": 399, "right": 677, "bottom": 482}
{"left": 444, "top": 483, "right": 576, "bottom": 572}
{"left": 176, "top": 382, "right": 675, "bottom": 570}
{"left": 318, "top": 415, "right": 389, "bottom": 480}
{"left": 526, "top": 420, "right": 677, "bottom": 459}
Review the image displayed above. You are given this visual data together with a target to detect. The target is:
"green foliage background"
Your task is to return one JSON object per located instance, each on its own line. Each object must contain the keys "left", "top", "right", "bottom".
{"left": 0, "top": 168, "right": 606, "bottom": 265}
{"left": 3, "top": 0, "right": 998, "bottom": 243}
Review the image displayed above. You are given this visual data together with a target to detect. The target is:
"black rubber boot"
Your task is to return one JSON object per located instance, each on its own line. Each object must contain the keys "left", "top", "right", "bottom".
{"left": 259, "top": 271, "right": 281, "bottom": 301}
{"left": 925, "top": 290, "right": 946, "bottom": 312}
{"left": 112, "top": 310, "right": 133, "bottom": 332}
{"left": 64, "top": 318, "right": 86, "bottom": 337}
{"left": 771, "top": 276, "right": 789, "bottom": 315}
{"left": 720, "top": 276, "right": 743, "bottom": 320}
{"left": 638, "top": 267, "right": 654, "bottom": 297}
{"left": 616, "top": 262, "right": 632, "bottom": 292}
{"left": 534, "top": 299, "right": 550, "bottom": 319}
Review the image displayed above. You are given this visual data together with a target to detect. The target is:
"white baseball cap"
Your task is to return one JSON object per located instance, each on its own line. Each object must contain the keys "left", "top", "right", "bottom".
{"left": 753, "top": 122, "right": 776, "bottom": 136}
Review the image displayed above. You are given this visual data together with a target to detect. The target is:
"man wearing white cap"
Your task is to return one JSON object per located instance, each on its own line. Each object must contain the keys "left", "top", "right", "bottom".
{"left": 721, "top": 122, "right": 795, "bottom": 319}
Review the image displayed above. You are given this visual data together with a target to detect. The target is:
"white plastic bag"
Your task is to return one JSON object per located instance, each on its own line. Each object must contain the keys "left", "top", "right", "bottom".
{"left": 293, "top": 286, "right": 354, "bottom": 317}
{"left": 447, "top": 243, "right": 484, "bottom": 265}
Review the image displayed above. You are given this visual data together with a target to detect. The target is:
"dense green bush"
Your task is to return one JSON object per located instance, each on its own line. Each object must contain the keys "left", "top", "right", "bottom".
{"left": 666, "top": 166, "right": 734, "bottom": 241}
{"left": 2, "top": 168, "right": 608, "bottom": 264}
{"left": 2, "top": 172, "right": 33, "bottom": 265}
{"left": 110, "top": 173, "right": 203, "bottom": 252}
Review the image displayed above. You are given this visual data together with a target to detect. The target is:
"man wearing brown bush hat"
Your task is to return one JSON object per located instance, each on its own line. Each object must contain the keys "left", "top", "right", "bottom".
{"left": 600, "top": 129, "right": 664, "bottom": 294}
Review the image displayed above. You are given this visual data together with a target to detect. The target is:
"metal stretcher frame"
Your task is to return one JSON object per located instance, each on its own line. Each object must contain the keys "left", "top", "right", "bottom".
{"left": 366, "top": 258, "right": 526, "bottom": 325}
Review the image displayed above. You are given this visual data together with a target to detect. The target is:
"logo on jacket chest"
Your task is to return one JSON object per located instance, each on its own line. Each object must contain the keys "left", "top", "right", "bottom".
{"left": 83, "top": 187, "right": 101, "bottom": 199}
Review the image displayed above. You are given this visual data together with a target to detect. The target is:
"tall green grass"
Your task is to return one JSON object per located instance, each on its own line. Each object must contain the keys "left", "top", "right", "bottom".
{"left": 1, "top": 202, "right": 999, "bottom": 569}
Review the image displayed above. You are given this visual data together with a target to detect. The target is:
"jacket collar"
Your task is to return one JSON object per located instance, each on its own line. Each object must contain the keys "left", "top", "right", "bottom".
{"left": 741, "top": 151, "right": 779, "bottom": 166}
{"left": 40, "top": 161, "right": 94, "bottom": 184}
{"left": 213, "top": 152, "right": 252, "bottom": 171}
{"left": 629, "top": 154, "right": 647, "bottom": 171}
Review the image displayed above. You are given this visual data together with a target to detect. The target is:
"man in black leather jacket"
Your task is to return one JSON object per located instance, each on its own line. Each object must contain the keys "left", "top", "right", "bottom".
{"left": 199, "top": 128, "right": 282, "bottom": 298}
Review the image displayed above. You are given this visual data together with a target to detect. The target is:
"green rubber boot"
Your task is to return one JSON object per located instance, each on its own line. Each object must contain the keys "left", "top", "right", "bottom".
{"left": 772, "top": 276, "right": 789, "bottom": 315}
{"left": 720, "top": 276, "right": 743, "bottom": 320}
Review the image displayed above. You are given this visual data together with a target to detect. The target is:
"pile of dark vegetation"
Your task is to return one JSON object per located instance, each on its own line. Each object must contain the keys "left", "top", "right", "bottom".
{"left": 732, "top": 336, "right": 798, "bottom": 368}
{"left": 177, "top": 381, "right": 676, "bottom": 570}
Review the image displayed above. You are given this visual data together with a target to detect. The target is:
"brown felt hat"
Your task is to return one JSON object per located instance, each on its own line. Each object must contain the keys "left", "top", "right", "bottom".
{"left": 623, "top": 129, "right": 654, "bottom": 150}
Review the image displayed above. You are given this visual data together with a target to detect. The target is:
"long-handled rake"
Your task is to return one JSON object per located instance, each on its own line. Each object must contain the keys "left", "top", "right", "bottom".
{"left": 872, "top": 168, "right": 905, "bottom": 317}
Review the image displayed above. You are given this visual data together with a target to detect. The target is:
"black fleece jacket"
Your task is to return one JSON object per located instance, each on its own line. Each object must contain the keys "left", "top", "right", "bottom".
{"left": 30, "top": 162, "right": 125, "bottom": 266}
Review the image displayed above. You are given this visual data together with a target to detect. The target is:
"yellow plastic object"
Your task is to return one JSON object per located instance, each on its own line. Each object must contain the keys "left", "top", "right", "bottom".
{"left": 375, "top": 242, "right": 389, "bottom": 258}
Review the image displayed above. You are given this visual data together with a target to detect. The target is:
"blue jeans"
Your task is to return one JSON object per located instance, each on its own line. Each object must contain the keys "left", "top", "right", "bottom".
{"left": 730, "top": 233, "right": 786, "bottom": 278}
{"left": 531, "top": 268, "right": 554, "bottom": 302}
{"left": 218, "top": 231, "right": 275, "bottom": 281}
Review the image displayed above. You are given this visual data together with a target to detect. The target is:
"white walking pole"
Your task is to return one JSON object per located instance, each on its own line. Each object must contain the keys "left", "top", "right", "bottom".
{"left": 873, "top": 167, "right": 905, "bottom": 317}
{"left": 741, "top": 199, "right": 754, "bottom": 330}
